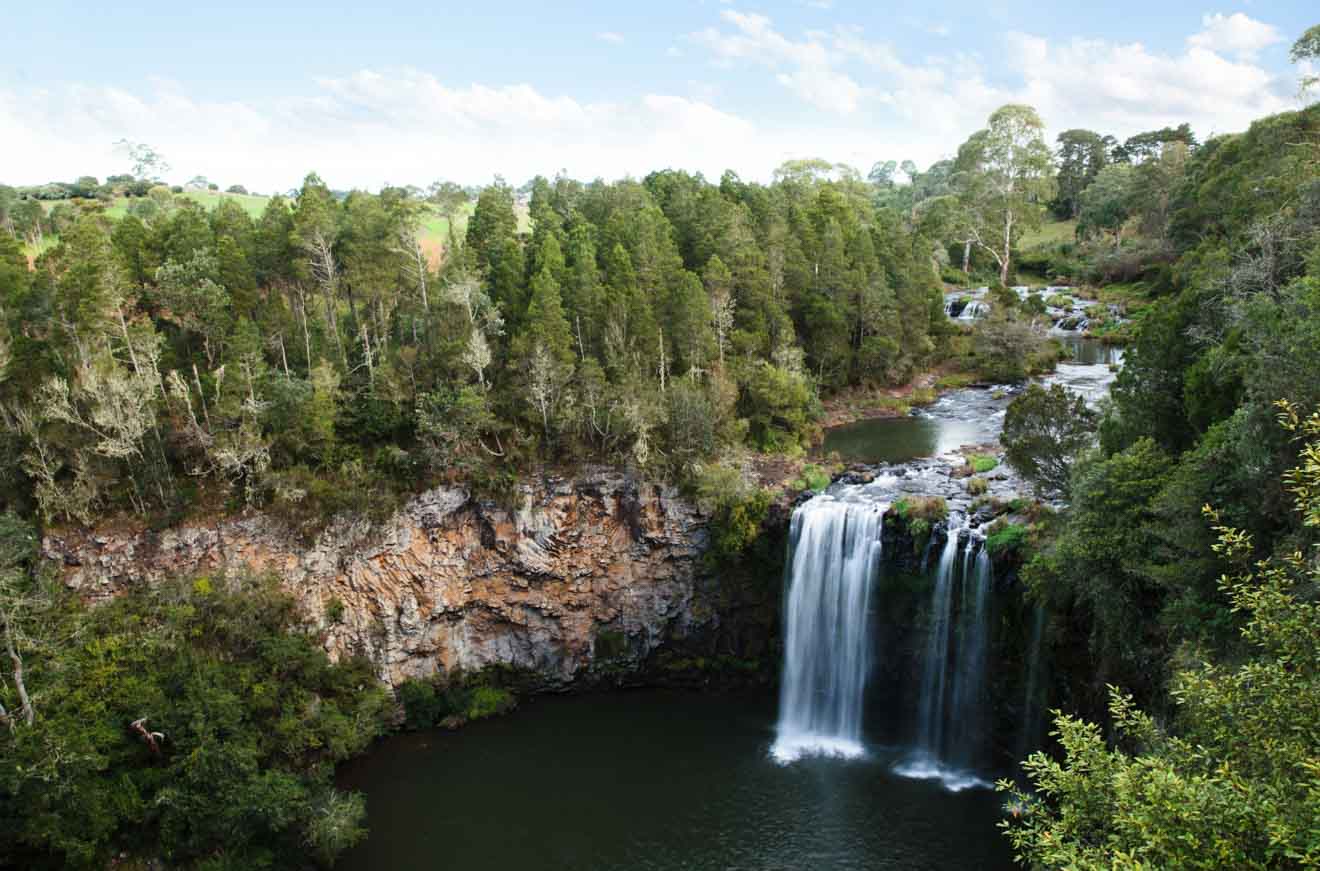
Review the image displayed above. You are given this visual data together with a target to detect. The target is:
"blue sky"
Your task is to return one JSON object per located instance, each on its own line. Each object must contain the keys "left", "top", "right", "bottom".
{"left": 3, "top": 1, "right": 1315, "bottom": 190}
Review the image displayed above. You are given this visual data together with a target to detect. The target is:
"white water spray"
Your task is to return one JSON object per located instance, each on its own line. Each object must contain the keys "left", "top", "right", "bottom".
{"left": 771, "top": 497, "right": 885, "bottom": 763}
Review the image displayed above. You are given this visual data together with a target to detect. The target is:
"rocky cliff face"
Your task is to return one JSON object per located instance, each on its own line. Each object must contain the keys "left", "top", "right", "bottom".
{"left": 42, "top": 469, "right": 775, "bottom": 688}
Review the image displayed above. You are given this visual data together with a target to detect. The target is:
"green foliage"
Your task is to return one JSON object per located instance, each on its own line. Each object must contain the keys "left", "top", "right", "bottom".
{"left": 0, "top": 574, "right": 388, "bottom": 869}
{"left": 0, "top": 161, "right": 960, "bottom": 517}
{"left": 395, "top": 672, "right": 518, "bottom": 730}
{"left": 894, "top": 495, "right": 948, "bottom": 522}
{"left": 895, "top": 494, "right": 947, "bottom": 548}
{"left": 972, "top": 311, "right": 1042, "bottom": 382}
{"left": 708, "top": 487, "right": 774, "bottom": 566}
{"left": 984, "top": 521, "right": 1027, "bottom": 558}
{"left": 397, "top": 678, "right": 446, "bottom": 730}
{"left": 952, "top": 104, "right": 1056, "bottom": 284}
{"left": 1052, "top": 129, "right": 1110, "bottom": 220}
{"left": 968, "top": 454, "right": 998, "bottom": 473}
{"left": 1077, "top": 163, "right": 1136, "bottom": 246}
{"left": 907, "top": 517, "right": 932, "bottom": 552}
{"left": 966, "top": 476, "right": 988, "bottom": 496}
{"left": 1003, "top": 383, "right": 1098, "bottom": 498}
{"left": 1025, "top": 438, "right": 1176, "bottom": 697}
{"left": 688, "top": 462, "right": 775, "bottom": 566}
{"left": 465, "top": 685, "right": 517, "bottom": 720}
{"left": 792, "top": 463, "right": 831, "bottom": 493}
{"left": 1000, "top": 421, "right": 1320, "bottom": 868}
{"left": 740, "top": 361, "right": 820, "bottom": 452}
{"left": 1295, "top": 25, "right": 1320, "bottom": 97}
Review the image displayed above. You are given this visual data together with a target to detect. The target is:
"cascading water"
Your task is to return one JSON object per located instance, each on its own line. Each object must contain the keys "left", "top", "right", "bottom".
{"left": 949, "top": 545, "right": 992, "bottom": 766}
{"left": 771, "top": 496, "right": 886, "bottom": 763}
{"left": 912, "top": 523, "right": 964, "bottom": 761}
{"left": 896, "top": 520, "right": 994, "bottom": 790}
{"left": 1016, "top": 605, "right": 1048, "bottom": 762}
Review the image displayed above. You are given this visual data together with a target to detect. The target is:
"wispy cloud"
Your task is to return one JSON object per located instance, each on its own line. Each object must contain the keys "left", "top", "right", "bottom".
{"left": 691, "top": 8, "right": 1295, "bottom": 143}
{"left": 596, "top": 31, "right": 625, "bottom": 44}
{"left": 692, "top": 11, "right": 870, "bottom": 114}
{"left": 1187, "top": 12, "right": 1282, "bottom": 61}
{"left": 1, "top": 11, "right": 1303, "bottom": 191}
{"left": 1, "top": 71, "right": 771, "bottom": 190}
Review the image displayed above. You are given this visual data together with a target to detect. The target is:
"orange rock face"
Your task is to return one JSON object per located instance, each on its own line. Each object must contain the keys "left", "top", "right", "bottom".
{"left": 42, "top": 470, "right": 737, "bottom": 687}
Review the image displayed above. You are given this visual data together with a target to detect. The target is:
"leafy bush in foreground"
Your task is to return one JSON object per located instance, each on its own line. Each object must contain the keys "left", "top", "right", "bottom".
{"left": 0, "top": 570, "right": 389, "bottom": 869}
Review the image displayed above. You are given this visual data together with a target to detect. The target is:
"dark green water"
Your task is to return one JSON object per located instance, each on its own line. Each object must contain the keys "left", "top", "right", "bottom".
{"left": 336, "top": 690, "right": 1014, "bottom": 871}
{"left": 820, "top": 414, "right": 991, "bottom": 464}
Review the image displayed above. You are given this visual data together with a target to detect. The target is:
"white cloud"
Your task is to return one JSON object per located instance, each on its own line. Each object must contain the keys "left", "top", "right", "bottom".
{"left": 596, "top": 31, "right": 625, "bottom": 45}
{"left": 1187, "top": 12, "right": 1282, "bottom": 60}
{"left": 1002, "top": 31, "right": 1291, "bottom": 139}
{"left": 689, "top": 9, "right": 1296, "bottom": 164}
{"left": 0, "top": 71, "right": 785, "bottom": 191}
{"left": 0, "top": 12, "right": 1302, "bottom": 192}
{"left": 692, "top": 11, "right": 870, "bottom": 114}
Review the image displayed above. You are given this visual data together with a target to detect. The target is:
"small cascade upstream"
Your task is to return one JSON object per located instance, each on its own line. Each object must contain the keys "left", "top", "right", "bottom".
{"left": 771, "top": 497, "right": 886, "bottom": 763}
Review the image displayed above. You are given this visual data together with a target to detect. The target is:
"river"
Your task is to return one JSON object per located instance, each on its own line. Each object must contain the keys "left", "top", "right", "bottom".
{"left": 334, "top": 335, "right": 1119, "bottom": 870}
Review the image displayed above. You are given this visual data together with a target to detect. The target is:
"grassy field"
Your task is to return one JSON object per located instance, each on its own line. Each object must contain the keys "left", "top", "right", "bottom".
{"left": 1020, "top": 218, "right": 1077, "bottom": 248}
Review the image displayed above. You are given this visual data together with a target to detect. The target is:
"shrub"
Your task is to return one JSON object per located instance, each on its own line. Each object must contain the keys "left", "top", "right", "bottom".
{"left": 910, "top": 386, "right": 937, "bottom": 406}
{"left": 466, "top": 686, "right": 517, "bottom": 720}
{"left": 1003, "top": 383, "right": 1099, "bottom": 498}
{"left": 985, "top": 521, "right": 1028, "bottom": 558}
{"left": 967, "top": 476, "right": 989, "bottom": 496}
{"left": 398, "top": 678, "right": 447, "bottom": 730}
{"left": 895, "top": 495, "right": 948, "bottom": 522}
{"left": 970, "top": 454, "right": 998, "bottom": 473}
{"left": 973, "top": 313, "right": 1042, "bottom": 382}
{"left": 709, "top": 488, "right": 773, "bottom": 565}
{"left": 793, "top": 463, "right": 831, "bottom": 493}
{"left": 739, "top": 361, "right": 820, "bottom": 452}
{"left": 940, "top": 265, "right": 969, "bottom": 284}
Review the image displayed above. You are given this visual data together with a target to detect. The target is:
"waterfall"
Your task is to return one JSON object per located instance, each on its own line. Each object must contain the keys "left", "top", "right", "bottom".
{"left": 896, "top": 521, "right": 993, "bottom": 791}
{"left": 771, "top": 496, "right": 885, "bottom": 763}
{"left": 913, "top": 523, "right": 963, "bottom": 760}
{"left": 948, "top": 545, "right": 992, "bottom": 767}
{"left": 1016, "top": 605, "right": 1048, "bottom": 763}
{"left": 958, "top": 300, "right": 989, "bottom": 321}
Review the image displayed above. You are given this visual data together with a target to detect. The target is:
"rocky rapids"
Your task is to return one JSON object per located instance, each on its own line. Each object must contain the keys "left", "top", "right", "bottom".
{"left": 41, "top": 469, "right": 777, "bottom": 689}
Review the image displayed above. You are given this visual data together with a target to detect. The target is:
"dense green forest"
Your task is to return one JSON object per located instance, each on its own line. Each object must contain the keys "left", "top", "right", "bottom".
{"left": 1, "top": 24, "right": 1319, "bottom": 867}
{"left": 996, "top": 41, "right": 1320, "bottom": 867}
{"left": 0, "top": 158, "right": 958, "bottom": 529}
